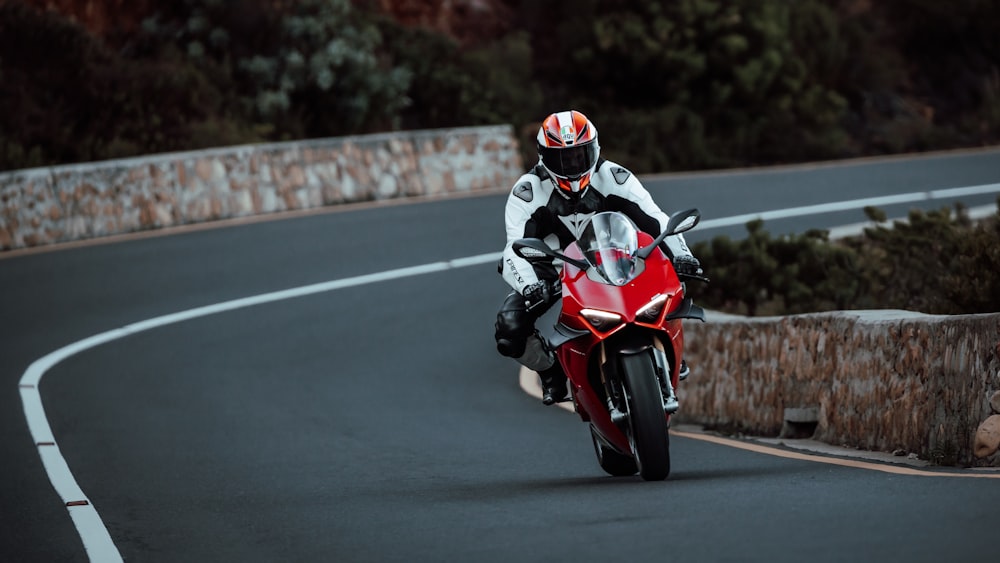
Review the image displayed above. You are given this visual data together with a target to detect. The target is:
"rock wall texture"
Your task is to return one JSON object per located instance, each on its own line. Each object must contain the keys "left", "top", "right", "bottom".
{"left": 0, "top": 125, "right": 522, "bottom": 251}
{"left": 677, "top": 310, "right": 1000, "bottom": 467}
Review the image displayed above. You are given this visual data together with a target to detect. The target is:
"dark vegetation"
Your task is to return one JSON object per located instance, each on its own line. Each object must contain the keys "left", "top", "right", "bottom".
{"left": 2, "top": 0, "right": 998, "bottom": 173}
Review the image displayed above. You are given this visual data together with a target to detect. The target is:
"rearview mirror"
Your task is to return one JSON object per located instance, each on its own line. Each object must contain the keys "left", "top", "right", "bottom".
{"left": 512, "top": 238, "right": 556, "bottom": 261}
{"left": 636, "top": 208, "right": 701, "bottom": 259}
{"left": 511, "top": 238, "right": 590, "bottom": 270}
{"left": 668, "top": 213, "right": 699, "bottom": 235}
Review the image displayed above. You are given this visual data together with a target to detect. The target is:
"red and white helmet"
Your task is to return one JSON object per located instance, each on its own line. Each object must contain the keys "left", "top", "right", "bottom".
{"left": 536, "top": 110, "right": 600, "bottom": 194}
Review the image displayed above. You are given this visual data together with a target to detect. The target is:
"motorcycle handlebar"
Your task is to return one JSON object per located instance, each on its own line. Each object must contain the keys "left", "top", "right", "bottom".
{"left": 678, "top": 273, "right": 711, "bottom": 284}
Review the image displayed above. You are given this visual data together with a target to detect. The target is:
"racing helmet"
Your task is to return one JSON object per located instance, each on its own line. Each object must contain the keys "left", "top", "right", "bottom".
{"left": 536, "top": 110, "right": 600, "bottom": 194}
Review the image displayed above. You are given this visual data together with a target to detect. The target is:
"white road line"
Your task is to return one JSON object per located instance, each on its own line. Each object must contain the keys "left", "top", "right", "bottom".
{"left": 827, "top": 204, "right": 999, "bottom": 240}
{"left": 697, "top": 182, "right": 1000, "bottom": 230}
{"left": 17, "top": 183, "right": 1000, "bottom": 561}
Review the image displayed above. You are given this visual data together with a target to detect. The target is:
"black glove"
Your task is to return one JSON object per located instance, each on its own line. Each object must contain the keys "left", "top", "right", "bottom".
{"left": 673, "top": 255, "right": 704, "bottom": 278}
{"left": 523, "top": 279, "right": 559, "bottom": 311}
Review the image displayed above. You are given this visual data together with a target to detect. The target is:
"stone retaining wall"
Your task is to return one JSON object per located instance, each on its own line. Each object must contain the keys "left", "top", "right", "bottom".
{"left": 0, "top": 125, "right": 522, "bottom": 251}
{"left": 678, "top": 310, "right": 1000, "bottom": 467}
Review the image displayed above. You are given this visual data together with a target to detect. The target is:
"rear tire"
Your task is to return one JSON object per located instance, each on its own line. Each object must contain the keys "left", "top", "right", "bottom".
{"left": 590, "top": 425, "right": 637, "bottom": 477}
{"left": 621, "top": 352, "right": 671, "bottom": 481}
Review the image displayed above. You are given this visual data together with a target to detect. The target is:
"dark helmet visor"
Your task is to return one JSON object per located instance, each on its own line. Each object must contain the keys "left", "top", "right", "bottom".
{"left": 539, "top": 141, "right": 599, "bottom": 179}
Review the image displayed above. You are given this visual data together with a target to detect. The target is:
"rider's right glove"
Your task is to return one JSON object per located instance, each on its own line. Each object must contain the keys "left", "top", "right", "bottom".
{"left": 673, "top": 255, "right": 704, "bottom": 278}
{"left": 523, "top": 279, "right": 558, "bottom": 312}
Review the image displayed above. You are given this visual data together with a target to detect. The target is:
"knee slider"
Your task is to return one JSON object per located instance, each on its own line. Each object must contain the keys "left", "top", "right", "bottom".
{"left": 495, "top": 310, "right": 530, "bottom": 358}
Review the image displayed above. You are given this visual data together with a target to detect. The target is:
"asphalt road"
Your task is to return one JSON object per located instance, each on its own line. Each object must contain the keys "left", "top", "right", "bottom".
{"left": 2, "top": 148, "right": 999, "bottom": 562}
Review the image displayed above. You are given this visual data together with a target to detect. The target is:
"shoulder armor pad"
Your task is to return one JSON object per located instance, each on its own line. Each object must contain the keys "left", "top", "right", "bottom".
{"left": 513, "top": 181, "right": 533, "bottom": 202}
{"left": 611, "top": 166, "right": 631, "bottom": 185}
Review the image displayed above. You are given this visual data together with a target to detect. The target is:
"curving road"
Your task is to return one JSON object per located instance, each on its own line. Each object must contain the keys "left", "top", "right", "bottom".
{"left": 2, "top": 148, "right": 1000, "bottom": 562}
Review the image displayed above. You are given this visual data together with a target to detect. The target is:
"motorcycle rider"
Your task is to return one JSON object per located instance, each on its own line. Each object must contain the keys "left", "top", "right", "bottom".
{"left": 495, "top": 109, "right": 703, "bottom": 405}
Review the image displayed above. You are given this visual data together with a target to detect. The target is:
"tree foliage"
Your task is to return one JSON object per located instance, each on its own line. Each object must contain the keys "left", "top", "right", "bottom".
{"left": 519, "top": 0, "right": 854, "bottom": 170}
{"left": 374, "top": 21, "right": 541, "bottom": 132}
{"left": 0, "top": 0, "right": 997, "bottom": 173}
{"left": 0, "top": 1, "right": 254, "bottom": 169}
{"left": 136, "top": 0, "right": 412, "bottom": 138}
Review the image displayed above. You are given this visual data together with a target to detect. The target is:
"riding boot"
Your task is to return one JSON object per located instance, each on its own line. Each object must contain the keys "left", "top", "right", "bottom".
{"left": 539, "top": 364, "right": 568, "bottom": 406}
{"left": 678, "top": 359, "right": 691, "bottom": 381}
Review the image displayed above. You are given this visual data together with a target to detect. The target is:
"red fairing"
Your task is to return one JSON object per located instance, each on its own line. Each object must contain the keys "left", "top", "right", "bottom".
{"left": 556, "top": 232, "right": 686, "bottom": 456}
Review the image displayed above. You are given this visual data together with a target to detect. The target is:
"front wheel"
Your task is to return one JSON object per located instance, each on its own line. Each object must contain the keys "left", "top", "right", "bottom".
{"left": 621, "top": 352, "right": 671, "bottom": 481}
{"left": 590, "top": 425, "right": 638, "bottom": 477}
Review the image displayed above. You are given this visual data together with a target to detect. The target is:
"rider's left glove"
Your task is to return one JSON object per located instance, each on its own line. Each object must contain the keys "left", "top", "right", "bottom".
{"left": 523, "top": 279, "right": 558, "bottom": 311}
{"left": 673, "top": 255, "right": 704, "bottom": 278}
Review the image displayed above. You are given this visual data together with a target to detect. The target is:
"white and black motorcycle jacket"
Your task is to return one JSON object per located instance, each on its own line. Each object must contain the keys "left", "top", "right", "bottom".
{"left": 500, "top": 158, "right": 695, "bottom": 295}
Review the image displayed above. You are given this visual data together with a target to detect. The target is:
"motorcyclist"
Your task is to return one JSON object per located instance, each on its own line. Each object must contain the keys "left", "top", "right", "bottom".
{"left": 495, "top": 109, "right": 703, "bottom": 405}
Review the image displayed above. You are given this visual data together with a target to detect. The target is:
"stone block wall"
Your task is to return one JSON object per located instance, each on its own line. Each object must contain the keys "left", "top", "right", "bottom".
{"left": 0, "top": 125, "right": 522, "bottom": 251}
{"left": 678, "top": 310, "right": 1000, "bottom": 467}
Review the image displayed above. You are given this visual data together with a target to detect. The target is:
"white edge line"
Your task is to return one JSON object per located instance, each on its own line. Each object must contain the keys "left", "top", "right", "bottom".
{"left": 18, "top": 184, "right": 1000, "bottom": 560}
{"left": 827, "top": 204, "right": 998, "bottom": 240}
{"left": 697, "top": 182, "right": 1000, "bottom": 230}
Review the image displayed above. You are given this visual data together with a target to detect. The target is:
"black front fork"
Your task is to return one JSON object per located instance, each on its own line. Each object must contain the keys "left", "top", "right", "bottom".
{"left": 600, "top": 332, "right": 679, "bottom": 428}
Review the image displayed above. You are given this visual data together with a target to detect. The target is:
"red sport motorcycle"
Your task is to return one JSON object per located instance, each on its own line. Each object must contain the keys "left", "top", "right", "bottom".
{"left": 513, "top": 209, "right": 706, "bottom": 481}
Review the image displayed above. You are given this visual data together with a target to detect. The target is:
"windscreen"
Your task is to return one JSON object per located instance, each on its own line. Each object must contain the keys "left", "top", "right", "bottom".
{"left": 579, "top": 212, "right": 640, "bottom": 286}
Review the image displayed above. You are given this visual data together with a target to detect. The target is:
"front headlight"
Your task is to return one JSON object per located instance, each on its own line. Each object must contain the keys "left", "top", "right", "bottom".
{"left": 636, "top": 294, "right": 668, "bottom": 322}
{"left": 580, "top": 309, "right": 623, "bottom": 332}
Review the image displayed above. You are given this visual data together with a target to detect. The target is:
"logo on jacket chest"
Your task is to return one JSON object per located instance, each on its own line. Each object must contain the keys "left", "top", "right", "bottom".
{"left": 558, "top": 212, "right": 596, "bottom": 239}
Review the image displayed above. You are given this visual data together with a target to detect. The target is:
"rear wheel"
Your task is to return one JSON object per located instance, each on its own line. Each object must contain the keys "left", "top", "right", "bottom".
{"left": 621, "top": 352, "right": 671, "bottom": 481}
{"left": 590, "top": 425, "right": 637, "bottom": 477}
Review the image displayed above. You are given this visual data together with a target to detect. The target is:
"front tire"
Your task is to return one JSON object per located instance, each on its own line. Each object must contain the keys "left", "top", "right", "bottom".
{"left": 621, "top": 352, "right": 671, "bottom": 481}
{"left": 590, "top": 425, "right": 638, "bottom": 477}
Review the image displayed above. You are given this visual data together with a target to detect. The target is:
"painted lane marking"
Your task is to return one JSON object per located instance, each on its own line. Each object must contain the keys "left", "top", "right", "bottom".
{"left": 518, "top": 367, "right": 1000, "bottom": 480}
{"left": 827, "top": 203, "right": 998, "bottom": 239}
{"left": 19, "top": 184, "right": 1000, "bottom": 560}
{"left": 668, "top": 430, "right": 1000, "bottom": 478}
{"left": 696, "top": 183, "right": 1000, "bottom": 231}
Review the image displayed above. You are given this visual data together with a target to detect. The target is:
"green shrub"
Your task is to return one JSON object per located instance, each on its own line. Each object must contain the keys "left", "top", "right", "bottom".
{"left": 693, "top": 199, "right": 1000, "bottom": 315}
{"left": 518, "top": 0, "right": 854, "bottom": 172}
{"left": 137, "top": 0, "right": 412, "bottom": 138}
